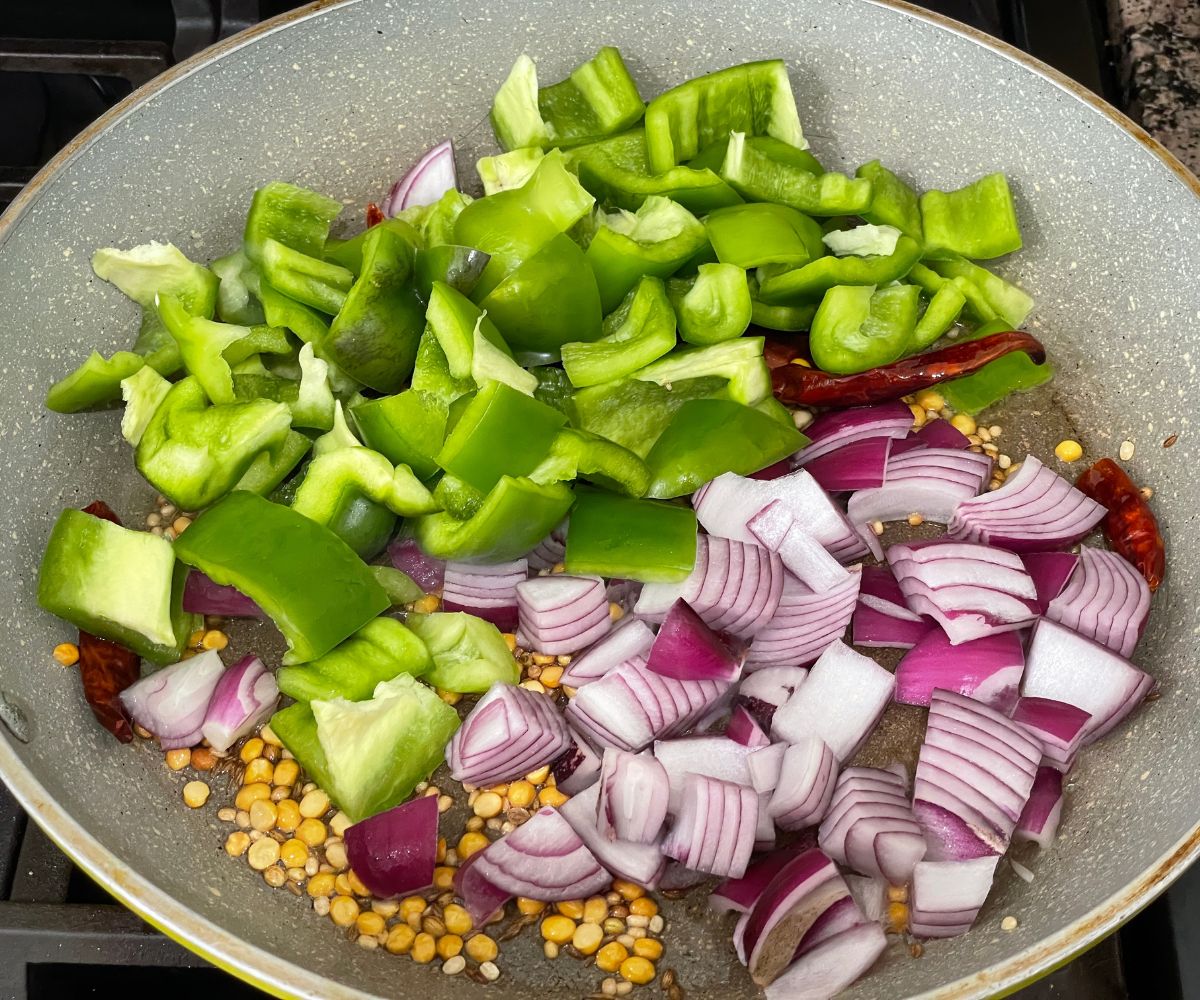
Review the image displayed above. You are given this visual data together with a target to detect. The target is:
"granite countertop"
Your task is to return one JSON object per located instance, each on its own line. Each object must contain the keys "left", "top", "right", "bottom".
{"left": 1110, "top": 0, "right": 1200, "bottom": 173}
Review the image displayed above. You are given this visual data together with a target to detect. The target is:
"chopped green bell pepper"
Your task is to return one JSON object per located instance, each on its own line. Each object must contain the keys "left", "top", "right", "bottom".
{"left": 436, "top": 380, "right": 567, "bottom": 493}
{"left": 529, "top": 427, "right": 651, "bottom": 497}
{"left": 174, "top": 491, "right": 388, "bottom": 663}
{"left": 477, "top": 147, "right": 545, "bottom": 195}
{"left": 941, "top": 319, "right": 1054, "bottom": 415}
{"left": 46, "top": 352, "right": 147, "bottom": 413}
{"left": 414, "top": 244, "right": 491, "bottom": 301}
{"left": 644, "top": 59, "right": 804, "bottom": 173}
{"left": 414, "top": 475, "right": 574, "bottom": 563}
{"left": 810, "top": 283, "right": 921, "bottom": 374}
{"left": 212, "top": 250, "right": 267, "bottom": 325}
{"left": 433, "top": 474, "right": 485, "bottom": 520}
{"left": 406, "top": 612, "right": 520, "bottom": 693}
{"left": 490, "top": 54, "right": 552, "bottom": 150}
{"left": 243, "top": 181, "right": 342, "bottom": 265}
{"left": 312, "top": 400, "right": 362, "bottom": 457}
{"left": 292, "top": 447, "right": 438, "bottom": 528}
{"left": 721, "top": 131, "right": 873, "bottom": 216}
{"left": 351, "top": 390, "right": 448, "bottom": 481}
{"left": 705, "top": 201, "right": 825, "bottom": 270}
{"left": 373, "top": 566, "right": 424, "bottom": 607}
{"left": 692, "top": 134, "right": 823, "bottom": 176}
{"left": 323, "top": 224, "right": 425, "bottom": 393}
{"left": 920, "top": 172, "right": 1022, "bottom": 260}
{"left": 119, "top": 366, "right": 172, "bottom": 446}
{"left": 756, "top": 234, "right": 922, "bottom": 305}
{"left": 747, "top": 273, "right": 817, "bottom": 331}
{"left": 565, "top": 488, "right": 697, "bottom": 582}
{"left": 425, "top": 280, "right": 533, "bottom": 393}
{"left": 135, "top": 377, "right": 292, "bottom": 511}
{"left": 645, "top": 398, "right": 807, "bottom": 498}
{"left": 910, "top": 282, "right": 967, "bottom": 350}
{"left": 259, "top": 238, "right": 354, "bottom": 315}
{"left": 235, "top": 430, "right": 312, "bottom": 496}
{"left": 585, "top": 195, "right": 707, "bottom": 313}
{"left": 668, "top": 263, "right": 752, "bottom": 345}
{"left": 856, "top": 161, "right": 923, "bottom": 240}
{"left": 538, "top": 46, "right": 645, "bottom": 147}
{"left": 561, "top": 276, "right": 676, "bottom": 387}
{"left": 632, "top": 336, "right": 771, "bottom": 405}
{"left": 276, "top": 616, "right": 432, "bottom": 703}
{"left": 157, "top": 292, "right": 252, "bottom": 405}
{"left": 38, "top": 508, "right": 195, "bottom": 664}
{"left": 924, "top": 254, "right": 1034, "bottom": 327}
{"left": 325, "top": 217, "right": 423, "bottom": 277}
{"left": 411, "top": 328, "right": 475, "bottom": 406}
{"left": 420, "top": 189, "right": 473, "bottom": 248}
{"left": 822, "top": 224, "right": 902, "bottom": 258}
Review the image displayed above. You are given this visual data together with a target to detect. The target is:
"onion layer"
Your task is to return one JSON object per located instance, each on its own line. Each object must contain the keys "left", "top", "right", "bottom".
{"left": 766, "top": 738, "right": 838, "bottom": 831}
{"left": 1045, "top": 545, "right": 1151, "bottom": 657}
{"left": 119, "top": 649, "right": 225, "bottom": 744}
{"left": 661, "top": 773, "right": 758, "bottom": 878}
{"left": 908, "top": 855, "right": 999, "bottom": 938}
{"left": 748, "top": 501, "right": 852, "bottom": 593}
{"left": 559, "top": 783, "right": 666, "bottom": 888}
{"left": 747, "top": 568, "right": 862, "bottom": 670}
{"left": 560, "top": 618, "right": 655, "bottom": 688}
{"left": 388, "top": 537, "right": 444, "bottom": 593}
{"left": 448, "top": 682, "right": 570, "bottom": 786}
{"left": 1020, "top": 552, "right": 1078, "bottom": 614}
{"left": 800, "top": 437, "right": 891, "bottom": 493}
{"left": 516, "top": 574, "right": 611, "bottom": 654}
{"left": 792, "top": 402, "right": 913, "bottom": 466}
{"left": 345, "top": 794, "right": 438, "bottom": 898}
{"left": 1013, "top": 766, "right": 1064, "bottom": 849}
{"left": 597, "top": 749, "right": 669, "bottom": 844}
{"left": 735, "top": 665, "right": 809, "bottom": 730}
{"left": 200, "top": 654, "right": 278, "bottom": 752}
{"left": 382, "top": 139, "right": 457, "bottom": 216}
{"left": 818, "top": 766, "right": 925, "bottom": 885}
{"left": 549, "top": 731, "right": 603, "bottom": 794}
{"left": 1010, "top": 696, "right": 1091, "bottom": 772}
{"left": 442, "top": 558, "right": 527, "bottom": 632}
{"left": 646, "top": 599, "right": 743, "bottom": 682}
{"left": 894, "top": 629, "right": 1024, "bottom": 713}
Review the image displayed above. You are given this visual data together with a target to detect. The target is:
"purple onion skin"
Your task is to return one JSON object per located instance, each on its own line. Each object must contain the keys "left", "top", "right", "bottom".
{"left": 552, "top": 742, "right": 587, "bottom": 786}
{"left": 735, "top": 695, "right": 778, "bottom": 731}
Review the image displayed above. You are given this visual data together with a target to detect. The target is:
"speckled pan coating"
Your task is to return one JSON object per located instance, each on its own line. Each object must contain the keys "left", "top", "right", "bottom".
{"left": 0, "top": 0, "right": 1196, "bottom": 997}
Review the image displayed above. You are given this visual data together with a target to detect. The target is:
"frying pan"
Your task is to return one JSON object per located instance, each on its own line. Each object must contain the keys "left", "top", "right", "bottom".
{"left": 0, "top": 0, "right": 1197, "bottom": 996}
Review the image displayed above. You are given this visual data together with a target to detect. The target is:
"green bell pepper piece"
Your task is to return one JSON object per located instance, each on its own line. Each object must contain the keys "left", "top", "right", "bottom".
{"left": 243, "top": 181, "right": 342, "bottom": 265}
{"left": 479, "top": 233, "right": 604, "bottom": 358}
{"left": 721, "top": 131, "right": 872, "bottom": 216}
{"left": 414, "top": 244, "right": 491, "bottom": 301}
{"left": 924, "top": 254, "right": 1034, "bottom": 327}
{"left": 411, "top": 328, "right": 475, "bottom": 406}
{"left": 585, "top": 195, "right": 707, "bottom": 313}
{"left": 530, "top": 365, "right": 574, "bottom": 414}
{"left": 322, "top": 224, "right": 425, "bottom": 393}
{"left": 351, "top": 390, "right": 448, "bottom": 481}
{"left": 312, "top": 401, "right": 362, "bottom": 457}
{"left": 645, "top": 398, "right": 807, "bottom": 498}
{"left": 119, "top": 366, "right": 172, "bottom": 446}
{"left": 477, "top": 147, "right": 546, "bottom": 195}
{"left": 235, "top": 430, "right": 312, "bottom": 496}
{"left": 175, "top": 490, "right": 388, "bottom": 663}
{"left": 46, "top": 352, "right": 147, "bottom": 414}
{"left": 328, "top": 493, "right": 398, "bottom": 561}
{"left": 941, "top": 319, "right": 1054, "bottom": 415}
{"left": 471, "top": 318, "right": 538, "bottom": 394}
{"left": 324, "top": 217, "right": 423, "bottom": 277}
{"left": 259, "top": 238, "right": 353, "bottom": 316}
{"left": 434, "top": 474, "right": 485, "bottom": 521}
{"left": 757, "top": 234, "right": 922, "bottom": 305}
{"left": 212, "top": 250, "right": 267, "bottom": 325}
{"left": 292, "top": 447, "right": 438, "bottom": 528}
{"left": 276, "top": 616, "right": 432, "bottom": 703}
{"left": 747, "top": 273, "right": 816, "bottom": 332}
{"left": 490, "top": 54, "right": 552, "bottom": 150}
{"left": 414, "top": 475, "right": 574, "bottom": 563}
{"left": 288, "top": 343, "right": 335, "bottom": 430}
{"left": 568, "top": 374, "right": 728, "bottom": 457}
{"left": 157, "top": 292, "right": 253, "bottom": 405}
{"left": 920, "top": 172, "right": 1022, "bottom": 260}
{"left": 372, "top": 565, "right": 424, "bottom": 606}
{"left": 691, "top": 134, "right": 823, "bottom": 176}
{"left": 705, "top": 202, "right": 824, "bottom": 270}
{"left": 421, "top": 189, "right": 473, "bottom": 247}
{"left": 529, "top": 427, "right": 652, "bottom": 497}
{"left": 810, "top": 283, "right": 921, "bottom": 374}
{"left": 406, "top": 612, "right": 520, "bottom": 693}
{"left": 561, "top": 276, "right": 676, "bottom": 387}
{"left": 135, "top": 377, "right": 292, "bottom": 511}
{"left": 822, "top": 224, "right": 902, "bottom": 258}
{"left": 644, "top": 59, "right": 804, "bottom": 173}
{"left": 908, "top": 262, "right": 996, "bottom": 324}
{"left": 424, "top": 280, "right": 532, "bottom": 394}
{"left": 565, "top": 489, "right": 697, "bottom": 582}
{"left": 38, "top": 508, "right": 194, "bottom": 664}
{"left": 538, "top": 46, "right": 645, "bottom": 147}
{"left": 856, "top": 161, "right": 923, "bottom": 241}
{"left": 436, "top": 380, "right": 567, "bottom": 493}
{"left": 632, "top": 336, "right": 771, "bottom": 405}
{"left": 668, "top": 263, "right": 753, "bottom": 345}
{"left": 910, "top": 282, "right": 967, "bottom": 350}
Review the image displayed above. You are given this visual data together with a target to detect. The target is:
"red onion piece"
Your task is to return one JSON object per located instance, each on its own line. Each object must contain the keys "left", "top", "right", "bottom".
{"left": 908, "top": 855, "right": 999, "bottom": 938}
{"left": 654, "top": 735, "right": 756, "bottom": 813}
{"left": 344, "top": 794, "right": 438, "bottom": 898}
{"left": 453, "top": 851, "right": 514, "bottom": 924}
{"left": 516, "top": 574, "right": 611, "bottom": 653}
{"left": 748, "top": 501, "right": 852, "bottom": 592}
{"left": 199, "top": 654, "right": 278, "bottom": 752}
{"left": 793, "top": 401, "right": 913, "bottom": 465}
{"left": 646, "top": 599, "right": 742, "bottom": 682}
{"left": 844, "top": 875, "right": 887, "bottom": 924}
{"left": 915, "top": 419, "right": 972, "bottom": 450}
{"left": 549, "top": 730, "right": 603, "bottom": 795}
{"left": 894, "top": 629, "right": 1024, "bottom": 713}
{"left": 770, "top": 640, "right": 894, "bottom": 761}
{"left": 442, "top": 558, "right": 527, "bottom": 632}
{"left": 693, "top": 471, "right": 869, "bottom": 564}
{"left": 559, "top": 783, "right": 665, "bottom": 887}
{"left": 448, "top": 682, "right": 570, "bottom": 786}
{"left": 661, "top": 773, "right": 758, "bottom": 878}
{"left": 527, "top": 520, "right": 568, "bottom": 571}
{"left": 747, "top": 569, "right": 861, "bottom": 670}
{"left": 597, "top": 748, "right": 670, "bottom": 844}
{"left": 1010, "top": 696, "right": 1091, "bottom": 772}
{"left": 727, "top": 704, "right": 771, "bottom": 748}
{"left": 119, "top": 649, "right": 225, "bottom": 742}
{"left": 381, "top": 139, "right": 457, "bottom": 216}
{"left": 1045, "top": 545, "right": 1151, "bottom": 657}
{"left": 710, "top": 844, "right": 807, "bottom": 915}
{"left": 796, "top": 894, "right": 868, "bottom": 955}
{"left": 1020, "top": 551, "right": 1079, "bottom": 614}
{"left": 1021, "top": 618, "right": 1154, "bottom": 743}
{"left": 800, "top": 437, "right": 891, "bottom": 493}
{"left": 736, "top": 665, "right": 809, "bottom": 730}
{"left": 1013, "top": 766, "right": 1064, "bottom": 849}
{"left": 950, "top": 455, "right": 1106, "bottom": 551}
{"left": 388, "top": 537, "right": 444, "bottom": 592}
{"left": 857, "top": 565, "right": 922, "bottom": 621}
{"left": 818, "top": 767, "right": 925, "bottom": 884}
{"left": 766, "top": 738, "right": 838, "bottom": 831}
{"left": 560, "top": 618, "right": 655, "bottom": 688}
{"left": 765, "top": 920, "right": 887, "bottom": 998}
{"left": 852, "top": 602, "right": 932, "bottom": 649}
{"left": 182, "top": 571, "right": 266, "bottom": 618}
{"left": 748, "top": 743, "right": 788, "bottom": 793}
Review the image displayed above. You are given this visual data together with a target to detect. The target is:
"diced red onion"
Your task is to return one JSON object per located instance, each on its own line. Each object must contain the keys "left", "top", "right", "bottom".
{"left": 560, "top": 618, "right": 655, "bottom": 688}
{"left": 381, "top": 139, "right": 457, "bottom": 216}
{"left": 908, "top": 855, "right": 999, "bottom": 938}
{"left": 661, "top": 773, "right": 758, "bottom": 878}
{"left": 1010, "top": 696, "right": 1091, "bottom": 772}
{"left": 796, "top": 894, "right": 868, "bottom": 954}
{"left": 448, "top": 682, "right": 570, "bottom": 786}
{"left": 468, "top": 806, "right": 609, "bottom": 900}
{"left": 453, "top": 851, "right": 514, "bottom": 924}
{"left": 1045, "top": 545, "right": 1150, "bottom": 657}
{"left": 344, "top": 794, "right": 437, "bottom": 898}
{"left": 646, "top": 599, "right": 743, "bottom": 682}
{"left": 857, "top": 565, "right": 922, "bottom": 621}
{"left": 800, "top": 438, "right": 891, "bottom": 493}
{"left": 1020, "top": 552, "right": 1079, "bottom": 614}
{"left": 748, "top": 501, "right": 852, "bottom": 592}
{"left": 199, "top": 654, "right": 278, "bottom": 752}
{"left": 1013, "top": 766, "right": 1064, "bottom": 850}
{"left": 764, "top": 921, "right": 887, "bottom": 999}
{"left": 442, "top": 558, "right": 526, "bottom": 632}
{"left": 597, "top": 749, "right": 669, "bottom": 844}
{"left": 549, "top": 731, "right": 603, "bottom": 795}
{"left": 710, "top": 844, "right": 807, "bottom": 914}
{"left": 818, "top": 767, "right": 925, "bottom": 884}
{"left": 894, "top": 629, "right": 1024, "bottom": 713}
{"left": 748, "top": 743, "right": 788, "bottom": 793}
{"left": 746, "top": 569, "right": 861, "bottom": 669}
{"left": 1021, "top": 618, "right": 1154, "bottom": 743}
{"left": 793, "top": 402, "right": 913, "bottom": 465}
{"left": 559, "top": 783, "right": 666, "bottom": 888}
{"left": 766, "top": 738, "right": 838, "bottom": 831}
{"left": 735, "top": 665, "right": 809, "bottom": 730}
{"left": 119, "top": 649, "right": 224, "bottom": 743}
{"left": 852, "top": 564, "right": 933, "bottom": 649}
{"left": 843, "top": 873, "right": 887, "bottom": 923}
{"left": 949, "top": 454, "right": 1107, "bottom": 551}
{"left": 527, "top": 520, "right": 568, "bottom": 571}
{"left": 654, "top": 735, "right": 755, "bottom": 813}
{"left": 692, "top": 471, "right": 869, "bottom": 564}
{"left": 915, "top": 419, "right": 972, "bottom": 450}
{"left": 770, "top": 640, "right": 894, "bottom": 761}
{"left": 516, "top": 574, "right": 611, "bottom": 654}
{"left": 182, "top": 571, "right": 266, "bottom": 618}
{"left": 388, "top": 537, "right": 444, "bottom": 592}
{"left": 727, "top": 705, "right": 771, "bottom": 748}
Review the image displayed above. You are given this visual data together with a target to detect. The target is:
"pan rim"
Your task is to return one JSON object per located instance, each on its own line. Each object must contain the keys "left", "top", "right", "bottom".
{"left": 0, "top": 0, "right": 1196, "bottom": 997}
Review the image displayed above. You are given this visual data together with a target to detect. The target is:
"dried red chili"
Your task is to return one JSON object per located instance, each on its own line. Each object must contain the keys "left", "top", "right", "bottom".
{"left": 365, "top": 202, "right": 385, "bottom": 228}
{"left": 77, "top": 501, "right": 141, "bottom": 743}
{"left": 770, "top": 330, "right": 1046, "bottom": 407}
{"left": 1076, "top": 458, "right": 1166, "bottom": 593}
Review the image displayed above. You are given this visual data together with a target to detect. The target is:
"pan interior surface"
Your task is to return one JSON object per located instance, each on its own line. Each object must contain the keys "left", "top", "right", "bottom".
{"left": 0, "top": 0, "right": 1197, "bottom": 997}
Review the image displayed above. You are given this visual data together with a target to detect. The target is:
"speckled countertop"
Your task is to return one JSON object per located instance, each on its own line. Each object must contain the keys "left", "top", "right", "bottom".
{"left": 1111, "top": 0, "right": 1200, "bottom": 172}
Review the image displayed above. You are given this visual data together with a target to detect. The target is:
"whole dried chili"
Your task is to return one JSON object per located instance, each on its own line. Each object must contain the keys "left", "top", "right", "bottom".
{"left": 770, "top": 330, "right": 1046, "bottom": 407}
{"left": 1076, "top": 458, "right": 1166, "bottom": 592}
{"left": 77, "top": 501, "right": 141, "bottom": 743}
